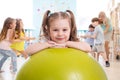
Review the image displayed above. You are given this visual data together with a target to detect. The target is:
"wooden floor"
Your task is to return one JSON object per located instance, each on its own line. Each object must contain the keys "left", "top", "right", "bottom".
{"left": 0, "top": 55, "right": 120, "bottom": 80}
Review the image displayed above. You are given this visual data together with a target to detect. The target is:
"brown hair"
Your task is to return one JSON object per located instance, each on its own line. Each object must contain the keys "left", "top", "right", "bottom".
{"left": 0, "top": 17, "right": 15, "bottom": 41}
{"left": 15, "top": 18, "right": 25, "bottom": 39}
{"left": 98, "top": 11, "right": 106, "bottom": 20}
{"left": 91, "top": 17, "right": 102, "bottom": 24}
{"left": 89, "top": 24, "right": 94, "bottom": 28}
{"left": 98, "top": 11, "right": 108, "bottom": 25}
{"left": 40, "top": 10, "right": 79, "bottom": 41}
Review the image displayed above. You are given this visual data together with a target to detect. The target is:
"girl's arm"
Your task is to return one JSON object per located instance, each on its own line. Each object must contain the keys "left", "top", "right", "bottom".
{"left": 12, "top": 39, "right": 24, "bottom": 43}
{"left": 25, "top": 42, "right": 53, "bottom": 55}
{"left": 66, "top": 41, "right": 91, "bottom": 52}
{"left": 104, "top": 19, "right": 110, "bottom": 34}
{"left": 20, "top": 35, "right": 35, "bottom": 41}
{"left": 7, "top": 29, "right": 14, "bottom": 42}
{"left": 104, "top": 23, "right": 110, "bottom": 34}
{"left": 87, "top": 33, "right": 97, "bottom": 39}
{"left": 80, "top": 35, "right": 87, "bottom": 38}
{"left": 80, "top": 32, "right": 89, "bottom": 39}
{"left": 7, "top": 29, "right": 24, "bottom": 43}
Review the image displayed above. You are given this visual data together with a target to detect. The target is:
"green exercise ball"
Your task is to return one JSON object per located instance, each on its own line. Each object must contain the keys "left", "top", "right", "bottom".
{"left": 16, "top": 48, "right": 107, "bottom": 80}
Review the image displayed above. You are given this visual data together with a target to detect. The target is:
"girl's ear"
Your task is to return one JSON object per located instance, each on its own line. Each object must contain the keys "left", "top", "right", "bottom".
{"left": 45, "top": 25, "right": 47, "bottom": 30}
{"left": 45, "top": 25, "right": 51, "bottom": 40}
{"left": 45, "top": 25, "right": 48, "bottom": 34}
{"left": 9, "top": 24, "right": 12, "bottom": 29}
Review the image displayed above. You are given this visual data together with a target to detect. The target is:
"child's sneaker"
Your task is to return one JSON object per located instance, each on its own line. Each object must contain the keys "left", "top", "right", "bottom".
{"left": 116, "top": 55, "right": 120, "bottom": 60}
{"left": 0, "top": 70, "right": 4, "bottom": 73}
{"left": 105, "top": 61, "right": 110, "bottom": 67}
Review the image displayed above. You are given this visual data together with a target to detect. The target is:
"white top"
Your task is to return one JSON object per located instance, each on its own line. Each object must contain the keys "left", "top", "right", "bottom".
{"left": 94, "top": 25, "right": 105, "bottom": 45}
{"left": 0, "top": 40, "right": 11, "bottom": 50}
{"left": 0, "top": 29, "right": 13, "bottom": 50}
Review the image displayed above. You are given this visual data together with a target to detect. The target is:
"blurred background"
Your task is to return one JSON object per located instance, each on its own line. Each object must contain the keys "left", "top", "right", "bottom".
{"left": 0, "top": 0, "right": 120, "bottom": 80}
{"left": 0, "top": 0, "right": 120, "bottom": 51}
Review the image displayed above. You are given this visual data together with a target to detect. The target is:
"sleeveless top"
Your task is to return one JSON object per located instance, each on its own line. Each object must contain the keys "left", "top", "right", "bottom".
{"left": 10, "top": 31, "right": 25, "bottom": 51}
{"left": 0, "top": 29, "right": 12, "bottom": 50}
{"left": 101, "top": 18, "right": 112, "bottom": 32}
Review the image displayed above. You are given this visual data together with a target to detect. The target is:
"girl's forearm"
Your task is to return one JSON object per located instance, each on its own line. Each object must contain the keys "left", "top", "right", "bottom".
{"left": 104, "top": 24, "right": 110, "bottom": 33}
{"left": 25, "top": 42, "right": 49, "bottom": 55}
{"left": 66, "top": 41, "right": 91, "bottom": 52}
{"left": 20, "top": 37, "right": 35, "bottom": 41}
{"left": 10, "top": 39, "right": 23, "bottom": 43}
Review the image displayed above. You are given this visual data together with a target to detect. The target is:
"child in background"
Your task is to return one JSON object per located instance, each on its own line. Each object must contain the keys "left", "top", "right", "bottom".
{"left": 87, "top": 17, "right": 110, "bottom": 67}
{"left": 0, "top": 17, "right": 17, "bottom": 73}
{"left": 80, "top": 24, "right": 94, "bottom": 48}
{"left": 25, "top": 10, "right": 91, "bottom": 55}
{"left": 11, "top": 18, "right": 35, "bottom": 59}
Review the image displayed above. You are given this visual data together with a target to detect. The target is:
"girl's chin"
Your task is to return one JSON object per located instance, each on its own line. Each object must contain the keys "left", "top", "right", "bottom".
{"left": 56, "top": 41, "right": 65, "bottom": 44}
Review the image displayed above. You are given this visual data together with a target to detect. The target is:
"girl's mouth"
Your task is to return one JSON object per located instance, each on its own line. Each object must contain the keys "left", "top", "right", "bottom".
{"left": 56, "top": 38, "right": 64, "bottom": 40}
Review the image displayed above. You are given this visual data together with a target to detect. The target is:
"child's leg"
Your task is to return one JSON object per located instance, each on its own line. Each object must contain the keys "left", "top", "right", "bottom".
{"left": 96, "top": 52, "right": 100, "bottom": 61}
{"left": 97, "top": 44, "right": 108, "bottom": 61}
{"left": 90, "top": 46, "right": 96, "bottom": 58}
{"left": 96, "top": 44, "right": 110, "bottom": 67}
{"left": 12, "top": 49, "right": 20, "bottom": 57}
{"left": 118, "top": 50, "right": 120, "bottom": 56}
{"left": 93, "top": 52, "right": 99, "bottom": 61}
{"left": 116, "top": 49, "right": 120, "bottom": 60}
{"left": 100, "top": 52, "right": 110, "bottom": 67}
{"left": 6, "top": 50, "right": 17, "bottom": 73}
{"left": 19, "top": 50, "right": 28, "bottom": 59}
{"left": 0, "top": 49, "right": 9, "bottom": 72}
{"left": 100, "top": 52, "right": 108, "bottom": 61}
{"left": 105, "top": 41, "right": 110, "bottom": 61}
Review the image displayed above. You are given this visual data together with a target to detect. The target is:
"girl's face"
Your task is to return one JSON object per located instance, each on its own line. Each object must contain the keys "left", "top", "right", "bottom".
{"left": 92, "top": 21, "right": 98, "bottom": 27}
{"left": 10, "top": 20, "right": 16, "bottom": 29}
{"left": 89, "top": 27, "right": 94, "bottom": 32}
{"left": 49, "top": 19, "right": 71, "bottom": 44}
{"left": 20, "top": 20, "right": 24, "bottom": 29}
{"left": 99, "top": 14, "right": 105, "bottom": 20}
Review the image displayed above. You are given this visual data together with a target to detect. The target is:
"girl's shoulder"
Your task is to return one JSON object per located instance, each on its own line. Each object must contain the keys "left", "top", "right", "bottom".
{"left": 5, "top": 29, "right": 14, "bottom": 40}
{"left": 20, "top": 31, "right": 25, "bottom": 35}
{"left": 8, "top": 28, "right": 13, "bottom": 31}
{"left": 7, "top": 29, "right": 14, "bottom": 33}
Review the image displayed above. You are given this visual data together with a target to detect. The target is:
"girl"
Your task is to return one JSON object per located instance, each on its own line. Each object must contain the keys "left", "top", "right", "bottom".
{"left": 80, "top": 24, "right": 94, "bottom": 49}
{"left": 25, "top": 10, "right": 91, "bottom": 55}
{"left": 98, "top": 11, "right": 113, "bottom": 61}
{"left": 11, "top": 18, "right": 35, "bottom": 59}
{"left": 0, "top": 17, "right": 17, "bottom": 73}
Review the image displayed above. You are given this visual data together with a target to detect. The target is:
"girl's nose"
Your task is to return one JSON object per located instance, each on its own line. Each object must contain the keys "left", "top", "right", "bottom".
{"left": 58, "top": 31, "right": 63, "bottom": 36}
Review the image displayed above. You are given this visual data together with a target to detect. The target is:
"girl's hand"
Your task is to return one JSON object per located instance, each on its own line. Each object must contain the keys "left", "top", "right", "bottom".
{"left": 53, "top": 43, "right": 66, "bottom": 48}
{"left": 15, "top": 34, "right": 19, "bottom": 39}
{"left": 48, "top": 41, "right": 56, "bottom": 45}
{"left": 26, "top": 37, "right": 30, "bottom": 41}
{"left": 47, "top": 41, "right": 66, "bottom": 48}
{"left": 29, "top": 37, "right": 36, "bottom": 40}
{"left": 31, "top": 37, "right": 36, "bottom": 40}
{"left": 85, "top": 34, "right": 90, "bottom": 38}
{"left": 46, "top": 41, "right": 56, "bottom": 48}
{"left": 25, "top": 37, "right": 35, "bottom": 41}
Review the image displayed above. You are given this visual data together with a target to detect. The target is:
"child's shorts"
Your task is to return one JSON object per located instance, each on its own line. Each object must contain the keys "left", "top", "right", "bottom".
{"left": 92, "top": 43, "right": 105, "bottom": 53}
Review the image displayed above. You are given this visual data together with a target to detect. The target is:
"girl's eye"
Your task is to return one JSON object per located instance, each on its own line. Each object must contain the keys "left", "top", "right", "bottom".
{"left": 53, "top": 29, "right": 58, "bottom": 31}
{"left": 63, "top": 29, "right": 67, "bottom": 31}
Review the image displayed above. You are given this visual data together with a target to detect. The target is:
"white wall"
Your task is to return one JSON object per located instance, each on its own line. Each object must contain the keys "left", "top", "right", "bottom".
{"left": 0, "top": 0, "right": 34, "bottom": 29}
{"left": 76, "top": 0, "right": 110, "bottom": 30}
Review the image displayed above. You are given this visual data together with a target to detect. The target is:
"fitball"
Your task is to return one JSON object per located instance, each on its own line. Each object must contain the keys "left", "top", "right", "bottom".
{"left": 16, "top": 48, "right": 107, "bottom": 80}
